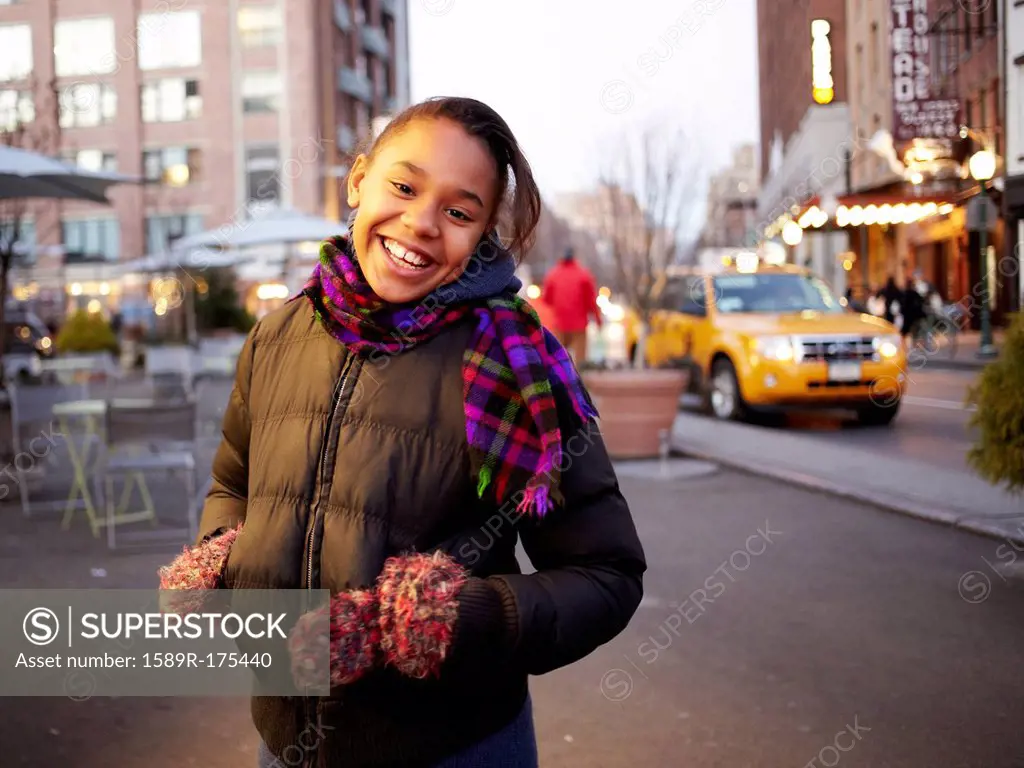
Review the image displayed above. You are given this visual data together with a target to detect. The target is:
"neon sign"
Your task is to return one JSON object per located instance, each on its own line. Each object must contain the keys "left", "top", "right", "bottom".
{"left": 811, "top": 19, "right": 834, "bottom": 105}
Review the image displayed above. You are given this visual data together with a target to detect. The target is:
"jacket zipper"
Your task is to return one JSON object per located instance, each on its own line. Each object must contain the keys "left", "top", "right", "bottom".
{"left": 305, "top": 354, "right": 354, "bottom": 591}
{"left": 301, "top": 353, "right": 356, "bottom": 768}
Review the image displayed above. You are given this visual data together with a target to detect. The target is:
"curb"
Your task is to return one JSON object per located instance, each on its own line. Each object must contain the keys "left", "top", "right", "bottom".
{"left": 918, "top": 358, "right": 992, "bottom": 373}
{"left": 673, "top": 443, "right": 1024, "bottom": 547}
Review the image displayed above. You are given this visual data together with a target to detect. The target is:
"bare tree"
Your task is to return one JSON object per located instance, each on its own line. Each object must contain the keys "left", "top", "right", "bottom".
{"left": 0, "top": 75, "right": 61, "bottom": 387}
{"left": 596, "top": 125, "right": 703, "bottom": 366}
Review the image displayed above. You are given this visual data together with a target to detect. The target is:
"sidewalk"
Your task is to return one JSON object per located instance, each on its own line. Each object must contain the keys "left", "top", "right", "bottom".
{"left": 920, "top": 330, "right": 1005, "bottom": 371}
{"left": 671, "top": 412, "right": 1024, "bottom": 545}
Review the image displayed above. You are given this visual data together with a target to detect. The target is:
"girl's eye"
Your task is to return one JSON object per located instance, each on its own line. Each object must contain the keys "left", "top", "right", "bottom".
{"left": 447, "top": 209, "right": 472, "bottom": 222}
{"left": 390, "top": 181, "right": 413, "bottom": 195}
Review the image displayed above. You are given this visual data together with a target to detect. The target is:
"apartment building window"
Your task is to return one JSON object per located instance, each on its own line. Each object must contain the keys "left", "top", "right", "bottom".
{"left": 993, "top": 78, "right": 1001, "bottom": 157}
{"left": 138, "top": 11, "right": 202, "bottom": 70}
{"left": 354, "top": 0, "right": 370, "bottom": 26}
{"left": 142, "top": 78, "right": 202, "bottom": 122}
{"left": 245, "top": 146, "right": 280, "bottom": 204}
{"left": 143, "top": 146, "right": 201, "bottom": 186}
{"left": 382, "top": 60, "right": 393, "bottom": 100}
{"left": 238, "top": 6, "right": 282, "bottom": 48}
{"left": 855, "top": 45, "right": 863, "bottom": 107}
{"left": 145, "top": 213, "right": 204, "bottom": 254}
{"left": 59, "top": 83, "right": 117, "bottom": 128}
{"left": 0, "top": 89, "right": 34, "bottom": 131}
{"left": 241, "top": 72, "right": 281, "bottom": 113}
{"left": 54, "top": 17, "right": 116, "bottom": 77}
{"left": 61, "top": 217, "right": 120, "bottom": 261}
{"left": 352, "top": 99, "right": 370, "bottom": 134}
{"left": 62, "top": 149, "right": 117, "bottom": 172}
{"left": 355, "top": 52, "right": 370, "bottom": 77}
{"left": 869, "top": 22, "right": 878, "bottom": 78}
{"left": 12, "top": 220, "right": 36, "bottom": 263}
{"left": 979, "top": 86, "right": 987, "bottom": 131}
{"left": 0, "top": 24, "right": 32, "bottom": 82}
{"left": 935, "top": 14, "right": 957, "bottom": 84}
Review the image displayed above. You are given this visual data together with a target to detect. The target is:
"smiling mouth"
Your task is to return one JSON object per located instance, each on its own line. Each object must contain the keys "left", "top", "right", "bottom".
{"left": 379, "top": 236, "right": 434, "bottom": 271}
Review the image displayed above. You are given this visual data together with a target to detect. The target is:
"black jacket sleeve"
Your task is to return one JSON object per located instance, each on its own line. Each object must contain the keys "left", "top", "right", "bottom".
{"left": 195, "top": 324, "right": 258, "bottom": 544}
{"left": 452, "top": 406, "right": 647, "bottom": 676}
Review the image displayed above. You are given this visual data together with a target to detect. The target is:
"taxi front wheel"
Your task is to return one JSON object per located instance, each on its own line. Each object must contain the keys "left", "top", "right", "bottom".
{"left": 856, "top": 399, "right": 901, "bottom": 427}
{"left": 707, "top": 358, "right": 747, "bottom": 421}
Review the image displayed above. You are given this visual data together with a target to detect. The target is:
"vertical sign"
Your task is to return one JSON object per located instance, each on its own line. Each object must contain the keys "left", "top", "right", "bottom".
{"left": 811, "top": 19, "right": 834, "bottom": 105}
{"left": 891, "top": 0, "right": 960, "bottom": 141}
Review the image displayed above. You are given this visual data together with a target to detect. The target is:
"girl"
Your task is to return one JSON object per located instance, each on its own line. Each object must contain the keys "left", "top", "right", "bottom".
{"left": 159, "top": 96, "right": 646, "bottom": 768}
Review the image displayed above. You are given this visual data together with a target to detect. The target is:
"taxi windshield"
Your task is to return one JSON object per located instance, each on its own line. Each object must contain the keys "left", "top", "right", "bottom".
{"left": 711, "top": 272, "right": 845, "bottom": 314}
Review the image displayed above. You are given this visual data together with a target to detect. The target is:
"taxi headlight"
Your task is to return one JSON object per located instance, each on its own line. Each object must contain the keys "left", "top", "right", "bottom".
{"left": 753, "top": 335, "right": 796, "bottom": 361}
{"left": 873, "top": 334, "right": 901, "bottom": 359}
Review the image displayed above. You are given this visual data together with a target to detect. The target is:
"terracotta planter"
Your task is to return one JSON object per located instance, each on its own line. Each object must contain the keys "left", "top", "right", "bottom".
{"left": 581, "top": 368, "right": 689, "bottom": 459}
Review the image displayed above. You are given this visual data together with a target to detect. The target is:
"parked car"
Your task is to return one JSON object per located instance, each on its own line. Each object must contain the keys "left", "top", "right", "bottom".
{"left": 4, "top": 307, "right": 55, "bottom": 359}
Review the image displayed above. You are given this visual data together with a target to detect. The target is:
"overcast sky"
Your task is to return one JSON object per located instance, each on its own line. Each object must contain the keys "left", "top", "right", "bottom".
{"left": 407, "top": 0, "right": 761, "bottom": 203}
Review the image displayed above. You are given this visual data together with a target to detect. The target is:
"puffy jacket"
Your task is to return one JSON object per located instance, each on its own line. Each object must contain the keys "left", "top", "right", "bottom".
{"left": 198, "top": 296, "right": 647, "bottom": 768}
{"left": 541, "top": 260, "right": 601, "bottom": 333}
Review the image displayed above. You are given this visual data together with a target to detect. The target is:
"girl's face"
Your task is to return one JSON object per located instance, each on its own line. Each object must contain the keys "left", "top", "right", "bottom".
{"left": 346, "top": 118, "right": 499, "bottom": 304}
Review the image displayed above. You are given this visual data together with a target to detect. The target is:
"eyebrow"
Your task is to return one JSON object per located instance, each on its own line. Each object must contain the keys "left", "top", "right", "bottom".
{"left": 393, "top": 161, "right": 485, "bottom": 208}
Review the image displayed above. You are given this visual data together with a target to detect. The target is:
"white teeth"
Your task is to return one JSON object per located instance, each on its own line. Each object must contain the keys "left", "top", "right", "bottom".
{"left": 382, "top": 238, "right": 429, "bottom": 268}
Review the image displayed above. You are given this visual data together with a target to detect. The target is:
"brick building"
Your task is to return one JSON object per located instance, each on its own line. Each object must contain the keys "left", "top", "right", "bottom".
{"left": 699, "top": 144, "right": 759, "bottom": 249}
{"left": 756, "top": 0, "right": 853, "bottom": 294}
{"left": 0, "top": 0, "right": 410, "bottom": 324}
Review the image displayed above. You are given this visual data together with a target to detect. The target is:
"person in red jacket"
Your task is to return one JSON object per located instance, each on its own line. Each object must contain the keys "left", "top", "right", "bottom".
{"left": 541, "top": 248, "right": 602, "bottom": 363}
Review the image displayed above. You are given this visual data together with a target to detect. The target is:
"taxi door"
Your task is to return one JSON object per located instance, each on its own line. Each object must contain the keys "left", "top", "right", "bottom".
{"left": 684, "top": 275, "right": 714, "bottom": 376}
{"left": 646, "top": 275, "right": 708, "bottom": 368}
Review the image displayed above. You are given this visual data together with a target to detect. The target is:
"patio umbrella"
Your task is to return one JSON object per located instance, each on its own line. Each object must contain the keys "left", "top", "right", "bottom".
{"left": 0, "top": 144, "right": 138, "bottom": 203}
{"left": 116, "top": 248, "right": 254, "bottom": 276}
{"left": 170, "top": 207, "right": 344, "bottom": 252}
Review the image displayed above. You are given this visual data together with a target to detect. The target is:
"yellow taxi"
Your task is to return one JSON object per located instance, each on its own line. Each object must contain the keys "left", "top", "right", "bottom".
{"left": 638, "top": 260, "right": 908, "bottom": 425}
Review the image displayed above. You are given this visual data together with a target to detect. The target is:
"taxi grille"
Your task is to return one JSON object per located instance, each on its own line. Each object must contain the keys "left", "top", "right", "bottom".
{"left": 795, "top": 335, "right": 877, "bottom": 363}
{"left": 807, "top": 379, "right": 876, "bottom": 389}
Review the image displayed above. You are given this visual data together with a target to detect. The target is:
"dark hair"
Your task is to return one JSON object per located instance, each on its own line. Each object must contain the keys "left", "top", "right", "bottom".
{"left": 358, "top": 96, "right": 542, "bottom": 259}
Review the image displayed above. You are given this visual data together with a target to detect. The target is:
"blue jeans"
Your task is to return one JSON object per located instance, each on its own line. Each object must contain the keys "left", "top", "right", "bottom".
{"left": 257, "top": 695, "right": 538, "bottom": 768}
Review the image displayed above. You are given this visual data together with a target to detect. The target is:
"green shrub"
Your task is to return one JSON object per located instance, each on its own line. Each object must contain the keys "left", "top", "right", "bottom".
{"left": 195, "top": 267, "right": 258, "bottom": 334}
{"left": 55, "top": 310, "right": 119, "bottom": 355}
{"left": 966, "top": 311, "right": 1024, "bottom": 496}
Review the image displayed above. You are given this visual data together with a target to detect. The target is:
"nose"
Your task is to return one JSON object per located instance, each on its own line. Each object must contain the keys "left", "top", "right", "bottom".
{"left": 400, "top": 199, "right": 441, "bottom": 240}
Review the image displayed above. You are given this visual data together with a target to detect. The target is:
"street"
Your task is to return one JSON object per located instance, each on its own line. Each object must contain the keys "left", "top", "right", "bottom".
{"left": 681, "top": 366, "right": 981, "bottom": 476}
{"left": 1, "top": 464, "right": 1023, "bottom": 766}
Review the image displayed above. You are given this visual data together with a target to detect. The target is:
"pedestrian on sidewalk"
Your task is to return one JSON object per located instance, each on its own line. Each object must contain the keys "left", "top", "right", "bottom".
{"left": 158, "top": 96, "right": 646, "bottom": 768}
{"left": 541, "top": 247, "right": 603, "bottom": 364}
{"left": 875, "top": 276, "right": 904, "bottom": 329}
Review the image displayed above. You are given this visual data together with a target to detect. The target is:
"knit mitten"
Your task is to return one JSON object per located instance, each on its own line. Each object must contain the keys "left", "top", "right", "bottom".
{"left": 376, "top": 551, "right": 469, "bottom": 679}
{"left": 158, "top": 525, "right": 242, "bottom": 614}
{"left": 288, "top": 590, "right": 381, "bottom": 690}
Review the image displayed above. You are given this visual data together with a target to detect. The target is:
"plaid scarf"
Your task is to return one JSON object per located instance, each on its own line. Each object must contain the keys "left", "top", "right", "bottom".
{"left": 300, "top": 233, "right": 598, "bottom": 517}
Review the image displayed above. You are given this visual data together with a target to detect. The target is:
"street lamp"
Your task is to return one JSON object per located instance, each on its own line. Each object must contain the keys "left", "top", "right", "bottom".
{"left": 968, "top": 149, "right": 998, "bottom": 359}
